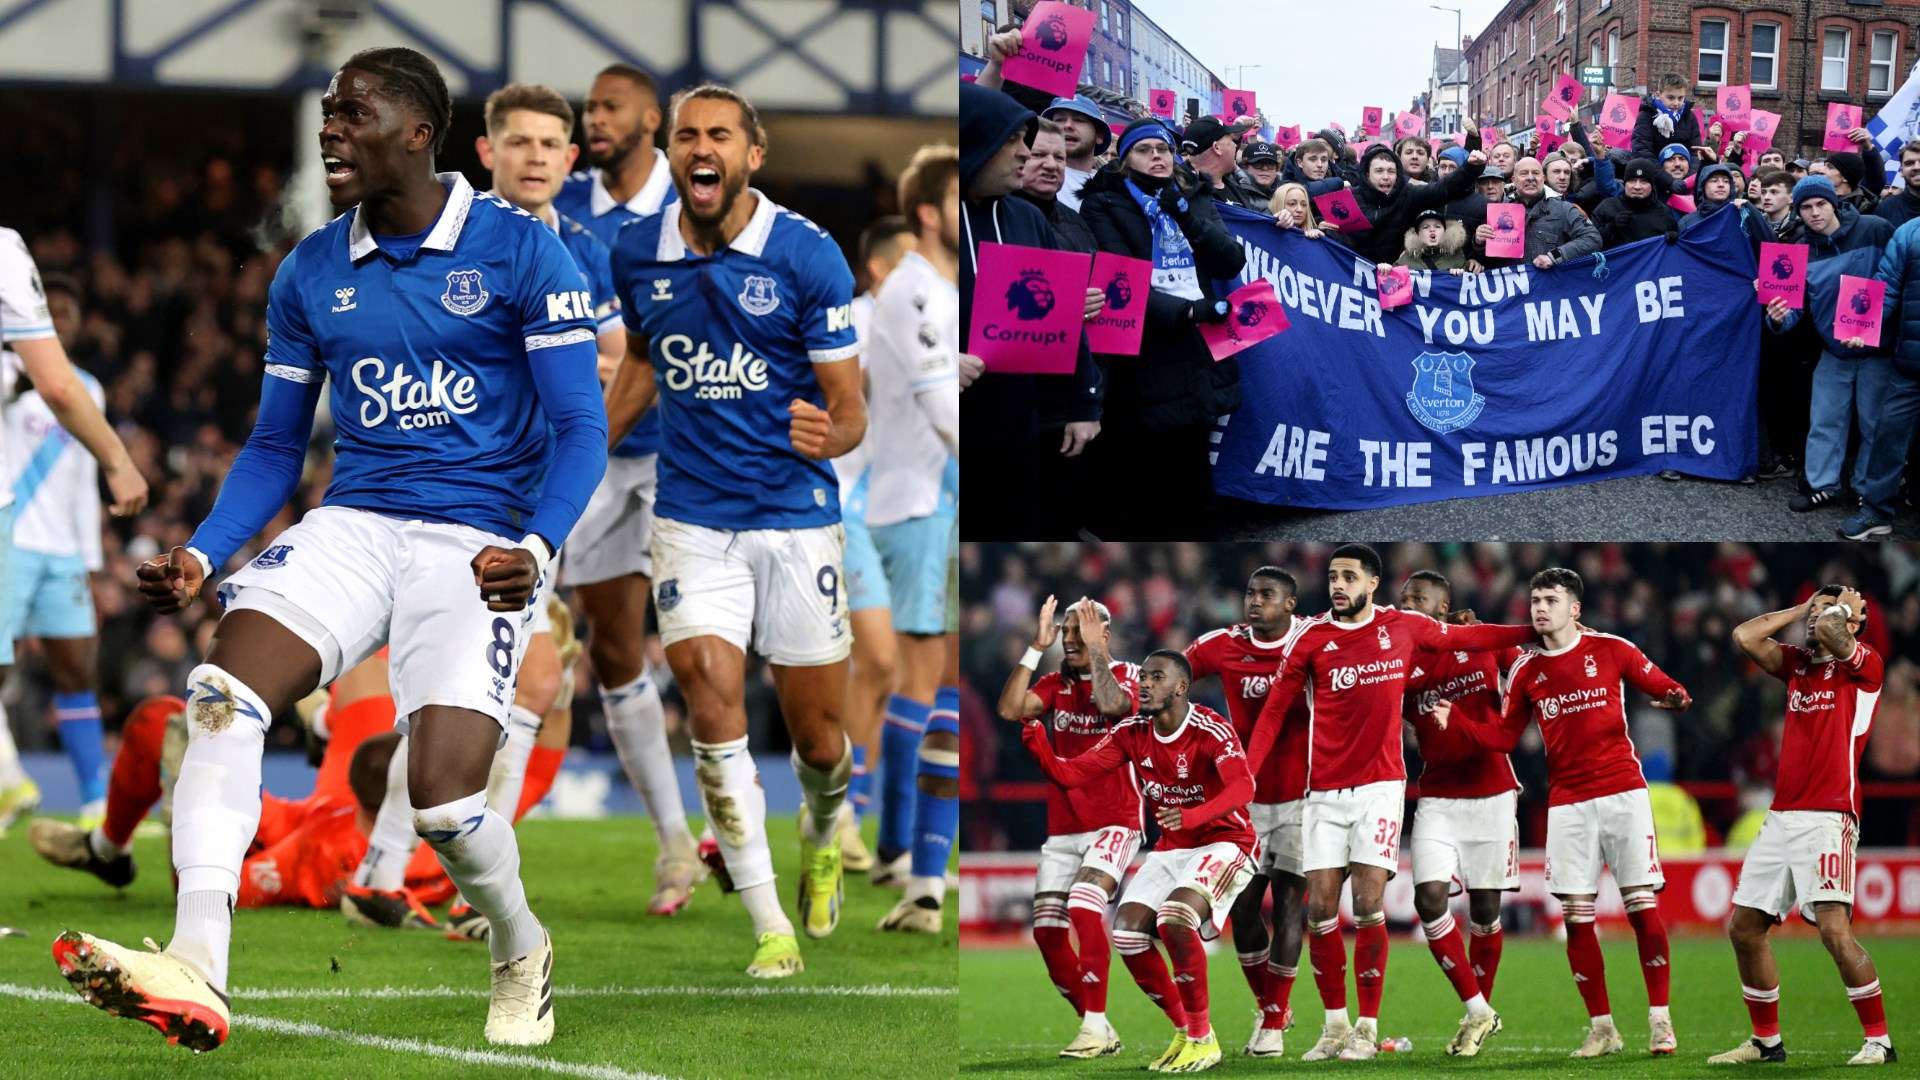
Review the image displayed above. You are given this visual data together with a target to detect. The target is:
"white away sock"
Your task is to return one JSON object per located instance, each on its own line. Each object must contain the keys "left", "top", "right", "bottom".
{"left": 485, "top": 705, "right": 542, "bottom": 818}
{"left": 693, "top": 736, "right": 790, "bottom": 936}
{"left": 414, "top": 791, "right": 543, "bottom": 963}
{"left": 352, "top": 735, "right": 416, "bottom": 891}
{"left": 605, "top": 671, "right": 695, "bottom": 849}
{"left": 0, "top": 700, "right": 26, "bottom": 787}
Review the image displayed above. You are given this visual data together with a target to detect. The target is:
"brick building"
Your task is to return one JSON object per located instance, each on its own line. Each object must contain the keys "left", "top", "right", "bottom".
{"left": 1464, "top": 0, "right": 1920, "bottom": 158}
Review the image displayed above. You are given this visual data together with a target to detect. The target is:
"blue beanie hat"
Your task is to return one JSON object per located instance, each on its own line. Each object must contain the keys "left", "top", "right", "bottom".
{"left": 1659, "top": 142, "right": 1691, "bottom": 164}
{"left": 1438, "top": 146, "right": 1468, "bottom": 166}
{"left": 1792, "top": 173, "right": 1838, "bottom": 211}
{"left": 1043, "top": 95, "right": 1113, "bottom": 153}
{"left": 1117, "top": 119, "right": 1176, "bottom": 160}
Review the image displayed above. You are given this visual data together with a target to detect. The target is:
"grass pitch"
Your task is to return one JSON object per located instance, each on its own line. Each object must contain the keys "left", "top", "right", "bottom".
{"left": 962, "top": 931, "right": 1918, "bottom": 1077}
{"left": 0, "top": 815, "right": 954, "bottom": 1079}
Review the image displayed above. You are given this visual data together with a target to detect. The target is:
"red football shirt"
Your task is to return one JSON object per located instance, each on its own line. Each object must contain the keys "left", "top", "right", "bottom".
{"left": 1405, "top": 646, "right": 1522, "bottom": 799}
{"left": 1023, "top": 702, "right": 1256, "bottom": 855}
{"left": 1474, "top": 632, "right": 1684, "bottom": 807}
{"left": 1186, "top": 618, "right": 1312, "bottom": 803}
{"left": 1248, "top": 606, "right": 1536, "bottom": 792}
{"left": 1023, "top": 661, "right": 1145, "bottom": 835}
{"left": 1768, "top": 642, "right": 1885, "bottom": 816}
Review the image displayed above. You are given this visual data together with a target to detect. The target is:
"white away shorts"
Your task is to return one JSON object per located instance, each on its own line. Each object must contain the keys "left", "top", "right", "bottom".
{"left": 1120, "top": 842, "right": 1258, "bottom": 939}
{"left": 1545, "top": 788, "right": 1665, "bottom": 896}
{"left": 1412, "top": 790, "right": 1520, "bottom": 892}
{"left": 650, "top": 516, "right": 851, "bottom": 666}
{"left": 1302, "top": 780, "right": 1406, "bottom": 876}
{"left": 1035, "top": 826, "right": 1143, "bottom": 895}
{"left": 1249, "top": 798, "right": 1305, "bottom": 877}
{"left": 1732, "top": 809, "right": 1859, "bottom": 923}
{"left": 560, "top": 454, "right": 657, "bottom": 586}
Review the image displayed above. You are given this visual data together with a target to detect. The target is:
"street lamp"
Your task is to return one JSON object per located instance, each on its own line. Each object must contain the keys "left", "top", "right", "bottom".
{"left": 1227, "top": 63, "right": 1263, "bottom": 89}
{"left": 1431, "top": 5, "right": 1463, "bottom": 133}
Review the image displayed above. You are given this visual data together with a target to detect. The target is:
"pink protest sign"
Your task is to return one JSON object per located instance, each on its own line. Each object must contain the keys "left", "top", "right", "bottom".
{"left": 1757, "top": 243, "right": 1807, "bottom": 309}
{"left": 1485, "top": 203, "right": 1526, "bottom": 258}
{"left": 1836, "top": 275, "right": 1886, "bottom": 346}
{"left": 1361, "top": 106, "right": 1383, "bottom": 135}
{"left": 1747, "top": 109, "right": 1781, "bottom": 152}
{"left": 1328, "top": 121, "right": 1346, "bottom": 135}
{"left": 1825, "top": 102, "right": 1859, "bottom": 153}
{"left": 1540, "top": 73, "right": 1581, "bottom": 121}
{"left": 1667, "top": 193, "right": 1696, "bottom": 214}
{"left": 1220, "top": 88, "right": 1257, "bottom": 120}
{"left": 1084, "top": 252, "right": 1151, "bottom": 355}
{"left": 1198, "top": 280, "right": 1290, "bottom": 361}
{"left": 1715, "top": 85, "right": 1751, "bottom": 130}
{"left": 967, "top": 242, "right": 1091, "bottom": 375}
{"left": 1314, "top": 187, "right": 1370, "bottom": 232}
{"left": 1599, "top": 93, "right": 1638, "bottom": 149}
{"left": 1378, "top": 266, "right": 1413, "bottom": 310}
{"left": 1534, "top": 115, "right": 1563, "bottom": 154}
{"left": 1274, "top": 124, "right": 1302, "bottom": 150}
{"left": 1455, "top": 129, "right": 1470, "bottom": 147}
{"left": 1149, "top": 88, "right": 1177, "bottom": 119}
{"left": 1000, "top": 1, "right": 1094, "bottom": 97}
{"left": 1480, "top": 126, "right": 1504, "bottom": 150}
{"left": 1394, "top": 111, "right": 1427, "bottom": 140}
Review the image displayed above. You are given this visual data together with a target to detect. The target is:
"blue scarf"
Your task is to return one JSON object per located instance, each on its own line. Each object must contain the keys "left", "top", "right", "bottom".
{"left": 1654, "top": 98, "right": 1686, "bottom": 126}
{"left": 1124, "top": 177, "right": 1201, "bottom": 300}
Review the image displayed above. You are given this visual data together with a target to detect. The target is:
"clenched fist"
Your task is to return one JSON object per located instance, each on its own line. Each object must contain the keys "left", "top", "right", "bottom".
{"left": 136, "top": 546, "right": 206, "bottom": 614}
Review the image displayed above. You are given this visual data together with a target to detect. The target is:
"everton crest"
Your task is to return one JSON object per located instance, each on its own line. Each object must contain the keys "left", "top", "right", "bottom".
{"left": 441, "top": 269, "right": 489, "bottom": 316}
{"left": 1405, "top": 351, "right": 1486, "bottom": 434}
{"left": 738, "top": 274, "right": 780, "bottom": 316}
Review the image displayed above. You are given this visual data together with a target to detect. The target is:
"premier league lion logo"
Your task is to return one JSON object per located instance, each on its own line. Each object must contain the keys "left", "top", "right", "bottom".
{"left": 1609, "top": 104, "right": 1628, "bottom": 124}
{"left": 1006, "top": 269, "right": 1056, "bottom": 320}
{"left": 1104, "top": 271, "right": 1132, "bottom": 311}
{"left": 1850, "top": 288, "right": 1873, "bottom": 315}
{"left": 1725, "top": 92, "right": 1743, "bottom": 112}
{"left": 1405, "top": 350, "right": 1486, "bottom": 434}
{"left": 1329, "top": 200, "right": 1351, "bottom": 221}
{"left": 1231, "top": 96, "right": 1250, "bottom": 117}
{"left": 1235, "top": 300, "right": 1266, "bottom": 329}
{"left": 1835, "top": 107, "right": 1854, "bottom": 130}
{"left": 1035, "top": 13, "right": 1069, "bottom": 50}
{"left": 1770, "top": 253, "right": 1796, "bottom": 280}
{"left": 1558, "top": 83, "right": 1576, "bottom": 104}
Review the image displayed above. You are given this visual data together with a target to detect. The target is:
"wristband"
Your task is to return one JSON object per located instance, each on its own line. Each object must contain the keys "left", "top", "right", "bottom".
{"left": 519, "top": 534, "right": 555, "bottom": 583}
{"left": 184, "top": 546, "right": 213, "bottom": 581}
{"left": 1019, "top": 647, "right": 1043, "bottom": 670}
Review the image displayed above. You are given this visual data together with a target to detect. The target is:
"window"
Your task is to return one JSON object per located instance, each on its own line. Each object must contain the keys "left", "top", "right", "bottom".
{"left": 1608, "top": 27, "right": 1620, "bottom": 71}
{"left": 1530, "top": 18, "right": 1537, "bottom": 59}
{"left": 1872, "top": 30, "right": 1898, "bottom": 95}
{"left": 1589, "top": 36, "right": 1603, "bottom": 100}
{"left": 1824, "top": 28, "right": 1851, "bottom": 93}
{"left": 1751, "top": 22, "right": 1779, "bottom": 90}
{"left": 1556, "top": 0, "right": 1567, "bottom": 39}
{"left": 1103, "top": 57, "right": 1112, "bottom": 87}
{"left": 1697, "top": 19, "right": 1728, "bottom": 85}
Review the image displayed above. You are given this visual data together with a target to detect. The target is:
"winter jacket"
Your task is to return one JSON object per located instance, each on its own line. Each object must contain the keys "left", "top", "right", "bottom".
{"left": 1017, "top": 191, "right": 1097, "bottom": 254}
{"left": 1807, "top": 200, "right": 1894, "bottom": 263}
{"left": 1759, "top": 208, "right": 1807, "bottom": 244}
{"left": 1479, "top": 190, "right": 1603, "bottom": 267}
{"left": 1212, "top": 169, "right": 1272, "bottom": 210}
{"left": 1347, "top": 144, "right": 1486, "bottom": 263}
{"left": 1679, "top": 164, "right": 1774, "bottom": 258}
{"left": 1394, "top": 219, "right": 1472, "bottom": 271}
{"left": 1876, "top": 187, "right": 1920, "bottom": 228}
{"left": 1632, "top": 97, "right": 1702, "bottom": 159}
{"left": 959, "top": 81, "right": 1102, "bottom": 444}
{"left": 1078, "top": 165, "right": 1247, "bottom": 433}
{"left": 1592, "top": 192, "right": 1678, "bottom": 248}
{"left": 1278, "top": 153, "right": 1346, "bottom": 198}
{"left": 1774, "top": 204, "right": 1897, "bottom": 358}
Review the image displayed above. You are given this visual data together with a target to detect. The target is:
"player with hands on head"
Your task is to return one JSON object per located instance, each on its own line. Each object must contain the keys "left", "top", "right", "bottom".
{"left": 1713, "top": 586, "right": 1895, "bottom": 1067}
{"left": 998, "top": 594, "right": 1142, "bottom": 1059}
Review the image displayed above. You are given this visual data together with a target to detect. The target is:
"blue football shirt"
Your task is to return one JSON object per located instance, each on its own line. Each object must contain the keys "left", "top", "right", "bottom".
{"left": 554, "top": 155, "right": 677, "bottom": 458}
{"left": 264, "top": 172, "right": 599, "bottom": 540}
{"left": 611, "top": 189, "right": 859, "bottom": 531}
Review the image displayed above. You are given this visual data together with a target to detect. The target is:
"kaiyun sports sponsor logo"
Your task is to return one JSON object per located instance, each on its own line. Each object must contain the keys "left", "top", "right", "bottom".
{"left": 1327, "top": 656, "right": 1406, "bottom": 692}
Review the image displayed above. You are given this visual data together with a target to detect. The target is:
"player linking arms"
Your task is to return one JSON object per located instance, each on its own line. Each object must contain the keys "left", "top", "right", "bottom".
{"left": 1019, "top": 651, "right": 1257, "bottom": 1075}
{"left": 51, "top": 47, "right": 606, "bottom": 1050}
{"left": 1709, "top": 587, "right": 1894, "bottom": 1067}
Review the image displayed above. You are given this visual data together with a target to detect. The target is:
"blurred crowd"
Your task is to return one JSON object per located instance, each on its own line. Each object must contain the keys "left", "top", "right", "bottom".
{"left": 959, "top": 541, "right": 1920, "bottom": 851}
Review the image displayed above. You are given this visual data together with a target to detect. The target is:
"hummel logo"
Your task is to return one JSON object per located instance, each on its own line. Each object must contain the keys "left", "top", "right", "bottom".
{"left": 331, "top": 286, "right": 357, "bottom": 313}
{"left": 651, "top": 277, "right": 674, "bottom": 301}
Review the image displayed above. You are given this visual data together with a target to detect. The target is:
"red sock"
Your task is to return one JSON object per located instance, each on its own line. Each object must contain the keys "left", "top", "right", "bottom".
{"left": 1308, "top": 918, "right": 1348, "bottom": 1011}
{"left": 1161, "top": 923, "right": 1212, "bottom": 1039}
{"left": 1624, "top": 899, "right": 1670, "bottom": 1008}
{"left": 1742, "top": 984, "right": 1780, "bottom": 1039}
{"left": 102, "top": 697, "right": 177, "bottom": 849}
{"left": 514, "top": 745, "right": 565, "bottom": 821}
{"left": 1238, "top": 947, "right": 1271, "bottom": 1006}
{"left": 1353, "top": 916, "right": 1389, "bottom": 1020}
{"left": 1068, "top": 885, "right": 1114, "bottom": 1014}
{"left": 1848, "top": 979, "right": 1889, "bottom": 1039}
{"left": 1032, "top": 902, "right": 1084, "bottom": 1016}
{"left": 1469, "top": 920, "right": 1504, "bottom": 1000}
{"left": 1423, "top": 912, "right": 1482, "bottom": 1004}
{"left": 1116, "top": 930, "right": 1188, "bottom": 1027}
{"left": 1563, "top": 914, "right": 1612, "bottom": 1018}
{"left": 1265, "top": 962, "right": 1298, "bottom": 1027}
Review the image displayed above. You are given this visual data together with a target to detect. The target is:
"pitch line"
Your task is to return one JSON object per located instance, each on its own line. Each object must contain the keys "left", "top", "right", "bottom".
{"left": 233, "top": 982, "right": 956, "bottom": 1001}
{"left": 0, "top": 982, "right": 672, "bottom": 1080}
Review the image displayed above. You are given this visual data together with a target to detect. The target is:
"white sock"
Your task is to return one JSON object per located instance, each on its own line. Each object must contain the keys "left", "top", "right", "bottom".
{"left": 353, "top": 735, "right": 416, "bottom": 891}
{"left": 790, "top": 735, "right": 851, "bottom": 847}
{"left": 1649, "top": 1005, "right": 1670, "bottom": 1023}
{"left": 169, "top": 665, "right": 272, "bottom": 992}
{"left": 413, "top": 791, "right": 543, "bottom": 963}
{"left": 1326, "top": 1008, "right": 1349, "bottom": 1027}
{"left": 1757, "top": 1033, "right": 1783, "bottom": 1047}
{"left": 1869, "top": 1035, "right": 1892, "bottom": 1048}
{"left": 1356, "top": 1016, "right": 1377, "bottom": 1031}
{"left": 485, "top": 705, "right": 542, "bottom": 818}
{"left": 0, "top": 699, "right": 25, "bottom": 787}
{"left": 905, "top": 873, "right": 948, "bottom": 905}
{"left": 1084, "top": 1009, "right": 1107, "bottom": 1027}
{"left": 1591, "top": 1013, "right": 1613, "bottom": 1028}
{"left": 88, "top": 826, "right": 126, "bottom": 861}
{"left": 693, "top": 736, "right": 790, "bottom": 936}
{"left": 1465, "top": 992, "right": 1491, "bottom": 1018}
{"left": 605, "top": 671, "right": 695, "bottom": 849}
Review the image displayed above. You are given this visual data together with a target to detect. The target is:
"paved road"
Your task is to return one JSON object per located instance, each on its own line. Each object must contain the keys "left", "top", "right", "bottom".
{"left": 1220, "top": 474, "right": 1918, "bottom": 541}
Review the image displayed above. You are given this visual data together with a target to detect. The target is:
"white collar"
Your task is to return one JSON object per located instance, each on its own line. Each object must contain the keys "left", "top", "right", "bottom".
{"left": 348, "top": 172, "right": 474, "bottom": 262}
{"left": 1536, "top": 629, "right": 1586, "bottom": 657}
{"left": 1329, "top": 604, "right": 1380, "bottom": 630}
{"left": 655, "top": 188, "right": 779, "bottom": 262}
{"left": 589, "top": 151, "right": 673, "bottom": 218}
{"left": 1248, "top": 614, "right": 1297, "bottom": 649}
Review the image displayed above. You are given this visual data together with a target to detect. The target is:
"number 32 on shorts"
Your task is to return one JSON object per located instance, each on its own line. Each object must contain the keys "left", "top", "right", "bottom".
{"left": 1375, "top": 817, "right": 1400, "bottom": 860}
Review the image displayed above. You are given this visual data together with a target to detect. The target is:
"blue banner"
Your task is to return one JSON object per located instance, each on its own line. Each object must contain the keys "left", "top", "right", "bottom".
{"left": 1209, "top": 205, "right": 1761, "bottom": 511}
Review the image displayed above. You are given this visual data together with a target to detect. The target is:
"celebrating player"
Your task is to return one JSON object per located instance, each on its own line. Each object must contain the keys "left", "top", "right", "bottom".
{"left": 553, "top": 61, "right": 705, "bottom": 915}
{"left": 1397, "top": 570, "right": 1521, "bottom": 1057}
{"left": 1184, "top": 566, "right": 1310, "bottom": 1057}
{"left": 1456, "top": 567, "right": 1691, "bottom": 1058}
{"left": 603, "top": 82, "right": 866, "bottom": 976}
{"left": 996, "top": 596, "right": 1141, "bottom": 1059}
{"left": 1020, "top": 650, "right": 1257, "bottom": 1075}
{"left": 52, "top": 47, "right": 607, "bottom": 1049}
{"left": 870, "top": 144, "right": 961, "bottom": 934}
{"left": 1245, "top": 544, "right": 1538, "bottom": 1061}
{"left": 1711, "top": 587, "right": 1894, "bottom": 1067}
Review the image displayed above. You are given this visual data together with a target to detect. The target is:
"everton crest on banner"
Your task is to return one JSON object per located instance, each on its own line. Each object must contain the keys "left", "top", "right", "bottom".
{"left": 1208, "top": 205, "right": 1761, "bottom": 511}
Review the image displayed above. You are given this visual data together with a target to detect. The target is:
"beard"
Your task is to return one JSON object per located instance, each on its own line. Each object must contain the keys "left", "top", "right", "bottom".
{"left": 680, "top": 166, "right": 751, "bottom": 226}
{"left": 586, "top": 129, "right": 647, "bottom": 170}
